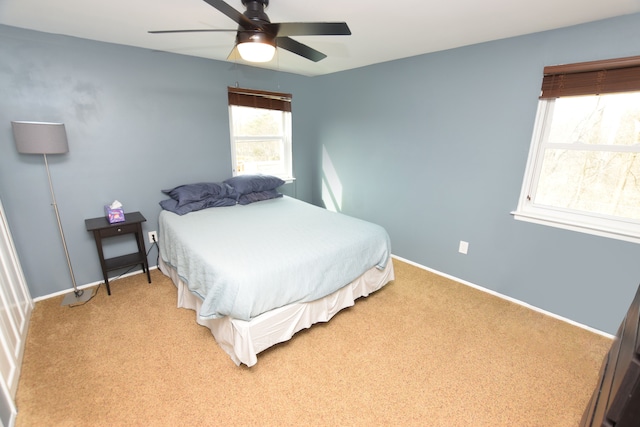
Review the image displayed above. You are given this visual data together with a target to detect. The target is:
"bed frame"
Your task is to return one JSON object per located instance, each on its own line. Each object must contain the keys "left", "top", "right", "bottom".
{"left": 580, "top": 283, "right": 640, "bottom": 427}
{"left": 159, "top": 257, "right": 394, "bottom": 367}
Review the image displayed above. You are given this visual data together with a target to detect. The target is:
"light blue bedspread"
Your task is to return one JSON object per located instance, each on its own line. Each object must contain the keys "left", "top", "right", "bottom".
{"left": 159, "top": 196, "right": 391, "bottom": 321}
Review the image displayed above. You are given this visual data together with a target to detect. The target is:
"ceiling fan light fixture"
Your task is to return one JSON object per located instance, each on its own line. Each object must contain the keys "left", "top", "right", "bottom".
{"left": 236, "top": 31, "right": 276, "bottom": 63}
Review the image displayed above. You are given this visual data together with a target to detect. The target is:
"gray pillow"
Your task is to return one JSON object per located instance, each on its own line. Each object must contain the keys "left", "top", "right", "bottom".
{"left": 159, "top": 196, "right": 237, "bottom": 215}
{"left": 224, "top": 174, "right": 285, "bottom": 198}
{"left": 162, "top": 182, "right": 229, "bottom": 207}
{"left": 237, "top": 189, "right": 283, "bottom": 205}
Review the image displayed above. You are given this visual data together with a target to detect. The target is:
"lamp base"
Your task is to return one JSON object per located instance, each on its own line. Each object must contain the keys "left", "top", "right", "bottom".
{"left": 61, "top": 287, "right": 96, "bottom": 307}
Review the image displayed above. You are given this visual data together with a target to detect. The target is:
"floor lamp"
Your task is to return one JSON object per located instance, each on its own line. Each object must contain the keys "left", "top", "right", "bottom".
{"left": 11, "top": 121, "right": 95, "bottom": 306}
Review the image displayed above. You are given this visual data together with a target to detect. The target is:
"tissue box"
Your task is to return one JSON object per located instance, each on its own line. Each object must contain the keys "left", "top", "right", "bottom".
{"left": 104, "top": 205, "right": 125, "bottom": 224}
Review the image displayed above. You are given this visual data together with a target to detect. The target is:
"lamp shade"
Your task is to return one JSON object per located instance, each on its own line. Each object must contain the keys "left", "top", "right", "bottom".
{"left": 11, "top": 121, "right": 69, "bottom": 154}
{"left": 236, "top": 31, "right": 276, "bottom": 63}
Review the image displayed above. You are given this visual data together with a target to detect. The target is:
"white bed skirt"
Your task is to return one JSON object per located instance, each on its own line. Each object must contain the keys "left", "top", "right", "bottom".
{"left": 159, "top": 257, "right": 395, "bottom": 367}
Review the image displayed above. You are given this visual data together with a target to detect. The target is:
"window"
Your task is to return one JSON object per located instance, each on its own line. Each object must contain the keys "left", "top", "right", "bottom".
{"left": 514, "top": 56, "right": 640, "bottom": 243}
{"left": 228, "top": 87, "right": 293, "bottom": 181}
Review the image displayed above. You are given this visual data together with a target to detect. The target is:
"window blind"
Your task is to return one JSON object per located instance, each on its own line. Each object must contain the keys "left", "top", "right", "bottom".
{"left": 228, "top": 87, "right": 292, "bottom": 112}
{"left": 539, "top": 55, "right": 640, "bottom": 99}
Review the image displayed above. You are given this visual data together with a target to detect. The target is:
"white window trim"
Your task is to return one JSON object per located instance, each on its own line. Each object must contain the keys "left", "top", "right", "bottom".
{"left": 229, "top": 105, "right": 239, "bottom": 175}
{"left": 512, "top": 100, "right": 640, "bottom": 244}
{"left": 228, "top": 105, "right": 294, "bottom": 181}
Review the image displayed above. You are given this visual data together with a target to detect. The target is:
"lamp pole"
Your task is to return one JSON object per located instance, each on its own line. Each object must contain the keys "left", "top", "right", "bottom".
{"left": 43, "top": 153, "right": 84, "bottom": 304}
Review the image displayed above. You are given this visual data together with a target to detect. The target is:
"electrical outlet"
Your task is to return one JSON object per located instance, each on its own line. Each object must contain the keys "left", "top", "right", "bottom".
{"left": 148, "top": 231, "right": 158, "bottom": 244}
{"left": 458, "top": 240, "right": 469, "bottom": 254}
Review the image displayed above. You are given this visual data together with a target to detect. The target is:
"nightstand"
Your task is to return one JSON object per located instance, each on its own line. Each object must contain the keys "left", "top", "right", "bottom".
{"left": 85, "top": 211, "right": 151, "bottom": 295}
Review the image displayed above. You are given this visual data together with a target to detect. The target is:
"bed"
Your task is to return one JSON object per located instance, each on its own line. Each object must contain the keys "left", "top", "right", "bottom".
{"left": 157, "top": 176, "right": 394, "bottom": 366}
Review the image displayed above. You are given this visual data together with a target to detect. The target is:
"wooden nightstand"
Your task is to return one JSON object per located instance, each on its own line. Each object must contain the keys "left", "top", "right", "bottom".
{"left": 85, "top": 211, "right": 151, "bottom": 295}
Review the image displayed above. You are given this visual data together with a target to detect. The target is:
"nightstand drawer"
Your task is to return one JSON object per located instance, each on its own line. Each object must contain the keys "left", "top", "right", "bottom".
{"left": 98, "top": 223, "right": 139, "bottom": 238}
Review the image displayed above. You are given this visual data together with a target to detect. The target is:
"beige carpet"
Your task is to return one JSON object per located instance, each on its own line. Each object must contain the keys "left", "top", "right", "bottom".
{"left": 15, "top": 259, "right": 611, "bottom": 426}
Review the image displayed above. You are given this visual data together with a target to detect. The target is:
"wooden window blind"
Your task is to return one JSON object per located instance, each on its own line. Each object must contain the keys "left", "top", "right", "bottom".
{"left": 228, "top": 87, "right": 292, "bottom": 112}
{"left": 539, "top": 55, "right": 640, "bottom": 99}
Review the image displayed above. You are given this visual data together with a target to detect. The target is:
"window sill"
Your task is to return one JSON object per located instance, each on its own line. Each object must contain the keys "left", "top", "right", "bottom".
{"left": 511, "top": 210, "right": 640, "bottom": 245}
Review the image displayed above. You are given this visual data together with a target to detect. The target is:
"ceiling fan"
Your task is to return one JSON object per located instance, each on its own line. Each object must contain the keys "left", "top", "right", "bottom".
{"left": 149, "top": 0, "right": 351, "bottom": 63}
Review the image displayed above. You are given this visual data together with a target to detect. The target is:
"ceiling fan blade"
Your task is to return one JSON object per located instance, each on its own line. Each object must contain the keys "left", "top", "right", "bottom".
{"left": 148, "top": 29, "right": 236, "bottom": 34}
{"left": 201, "top": 0, "right": 258, "bottom": 29}
{"left": 267, "top": 22, "right": 351, "bottom": 37}
{"left": 276, "top": 37, "right": 326, "bottom": 62}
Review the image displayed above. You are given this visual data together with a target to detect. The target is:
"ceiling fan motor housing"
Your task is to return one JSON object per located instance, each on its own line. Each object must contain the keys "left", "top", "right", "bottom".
{"left": 242, "top": 0, "right": 269, "bottom": 6}
{"left": 236, "top": 29, "right": 275, "bottom": 47}
{"left": 241, "top": 0, "right": 270, "bottom": 24}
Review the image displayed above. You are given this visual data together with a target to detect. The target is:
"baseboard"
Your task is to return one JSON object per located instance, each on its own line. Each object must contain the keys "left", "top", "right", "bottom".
{"left": 37, "top": 257, "right": 614, "bottom": 340}
{"left": 391, "top": 254, "right": 615, "bottom": 340}
{"left": 33, "top": 265, "right": 158, "bottom": 303}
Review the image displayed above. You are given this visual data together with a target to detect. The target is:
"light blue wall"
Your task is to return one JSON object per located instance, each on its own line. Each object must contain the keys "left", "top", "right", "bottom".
{"left": 0, "top": 25, "right": 309, "bottom": 298}
{"left": 2, "top": 13, "right": 640, "bottom": 335}
{"left": 308, "top": 13, "right": 640, "bottom": 334}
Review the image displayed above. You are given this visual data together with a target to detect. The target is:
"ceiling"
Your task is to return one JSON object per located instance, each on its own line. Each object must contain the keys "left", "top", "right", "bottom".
{"left": 1, "top": 0, "right": 640, "bottom": 77}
